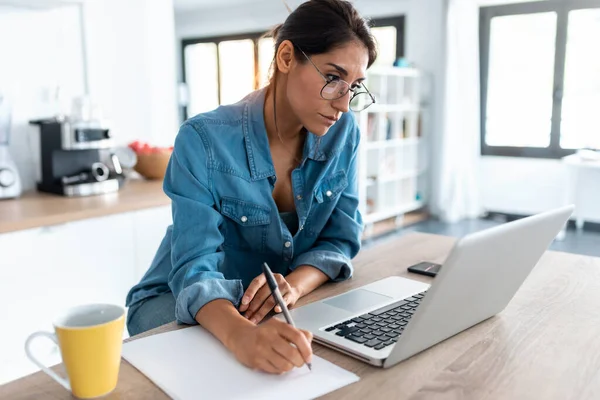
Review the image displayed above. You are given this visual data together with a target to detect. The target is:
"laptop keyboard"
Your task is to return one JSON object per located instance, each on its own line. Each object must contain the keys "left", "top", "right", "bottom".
{"left": 323, "top": 291, "right": 427, "bottom": 351}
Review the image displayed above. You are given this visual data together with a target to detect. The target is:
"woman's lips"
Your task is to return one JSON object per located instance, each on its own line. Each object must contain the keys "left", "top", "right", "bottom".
{"left": 319, "top": 113, "right": 338, "bottom": 125}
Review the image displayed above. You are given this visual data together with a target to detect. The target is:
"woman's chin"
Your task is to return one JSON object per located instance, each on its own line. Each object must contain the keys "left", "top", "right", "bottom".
{"left": 304, "top": 122, "right": 331, "bottom": 137}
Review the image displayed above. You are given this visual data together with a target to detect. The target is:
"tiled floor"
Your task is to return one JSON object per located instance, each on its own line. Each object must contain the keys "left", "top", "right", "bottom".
{"left": 365, "top": 217, "right": 600, "bottom": 258}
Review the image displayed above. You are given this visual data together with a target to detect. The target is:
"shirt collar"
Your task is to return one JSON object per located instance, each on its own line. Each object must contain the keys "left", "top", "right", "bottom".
{"left": 244, "top": 89, "right": 328, "bottom": 181}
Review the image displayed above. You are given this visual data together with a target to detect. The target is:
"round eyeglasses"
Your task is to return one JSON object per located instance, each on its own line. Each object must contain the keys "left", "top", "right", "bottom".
{"left": 298, "top": 47, "right": 376, "bottom": 112}
{"left": 320, "top": 80, "right": 376, "bottom": 112}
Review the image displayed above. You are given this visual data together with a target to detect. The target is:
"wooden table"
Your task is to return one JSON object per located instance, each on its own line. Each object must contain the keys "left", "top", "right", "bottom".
{"left": 3, "top": 233, "right": 600, "bottom": 399}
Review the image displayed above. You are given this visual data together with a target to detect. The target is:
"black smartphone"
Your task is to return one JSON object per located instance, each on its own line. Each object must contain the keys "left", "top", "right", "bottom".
{"left": 407, "top": 261, "right": 442, "bottom": 277}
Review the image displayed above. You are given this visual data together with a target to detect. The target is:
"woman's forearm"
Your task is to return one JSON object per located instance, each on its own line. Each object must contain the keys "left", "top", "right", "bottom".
{"left": 286, "top": 265, "right": 330, "bottom": 298}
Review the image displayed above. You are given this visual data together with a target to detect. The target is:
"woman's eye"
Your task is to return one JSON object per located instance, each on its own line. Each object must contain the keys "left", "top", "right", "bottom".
{"left": 326, "top": 74, "right": 341, "bottom": 82}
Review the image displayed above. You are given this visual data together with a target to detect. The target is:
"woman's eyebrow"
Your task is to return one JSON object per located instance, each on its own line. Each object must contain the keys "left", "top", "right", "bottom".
{"left": 325, "top": 62, "right": 366, "bottom": 82}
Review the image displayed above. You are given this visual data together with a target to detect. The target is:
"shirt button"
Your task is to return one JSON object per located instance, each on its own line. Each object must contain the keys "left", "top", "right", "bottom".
{"left": 296, "top": 195, "right": 303, "bottom": 200}
{"left": 240, "top": 216, "right": 248, "bottom": 223}
{"left": 326, "top": 190, "right": 333, "bottom": 197}
{"left": 284, "top": 241, "right": 291, "bottom": 248}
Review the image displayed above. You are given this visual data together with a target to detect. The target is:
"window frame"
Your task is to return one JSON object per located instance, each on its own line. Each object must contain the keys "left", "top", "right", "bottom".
{"left": 479, "top": 0, "right": 600, "bottom": 159}
{"left": 180, "top": 16, "right": 405, "bottom": 121}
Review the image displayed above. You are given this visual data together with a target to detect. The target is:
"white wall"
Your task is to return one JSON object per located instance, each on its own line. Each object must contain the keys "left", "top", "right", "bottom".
{"left": 84, "top": 0, "right": 179, "bottom": 147}
{"left": 481, "top": 157, "right": 568, "bottom": 214}
{"left": 481, "top": 157, "right": 600, "bottom": 222}
{"left": 0, "top": 4, "right": 86, "bottom": 189}
{"left": 405, "top": 0, "right": 447, "bottom": 219}
{"left": 0, "top": 0, "right": 179, "bottom": 191}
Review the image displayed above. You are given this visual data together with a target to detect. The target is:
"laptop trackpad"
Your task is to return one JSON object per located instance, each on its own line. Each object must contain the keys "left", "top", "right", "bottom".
{"left": 324, "top": 289, "right": 393, "bottom": 313}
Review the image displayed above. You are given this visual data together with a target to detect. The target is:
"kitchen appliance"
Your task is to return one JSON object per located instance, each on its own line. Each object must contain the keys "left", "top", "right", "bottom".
{"left": 0, "top": 94, "right": 22, "bottom": 199}
{"left": 29, "top": 117, "right": 124, "bottom": 197}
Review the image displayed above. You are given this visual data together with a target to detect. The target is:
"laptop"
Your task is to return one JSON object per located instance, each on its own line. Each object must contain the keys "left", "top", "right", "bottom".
{"left": 288, "top": 205, "right": 574, "bottom": 368}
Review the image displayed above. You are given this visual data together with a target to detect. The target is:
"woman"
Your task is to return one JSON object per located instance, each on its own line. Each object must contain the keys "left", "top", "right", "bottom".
{"left": 126, "top": 0, "right": 377, "bottom": 374}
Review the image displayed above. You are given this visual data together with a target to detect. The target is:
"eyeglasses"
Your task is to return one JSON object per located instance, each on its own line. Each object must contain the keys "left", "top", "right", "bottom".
{"left": 298, "top": 47, "right": 375, "bottom": 112}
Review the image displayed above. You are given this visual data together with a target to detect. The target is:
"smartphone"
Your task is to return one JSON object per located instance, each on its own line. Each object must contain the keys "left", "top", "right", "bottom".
{"left": 407, "top": 261, "right": 441, "bottom": 277}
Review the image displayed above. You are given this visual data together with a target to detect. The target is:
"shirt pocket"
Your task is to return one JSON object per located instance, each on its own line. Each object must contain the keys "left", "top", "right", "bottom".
{"left": 220, "top": 197, "right": 271, "bottom": 253}
{"left": 306, "top": 170, "right": 349, "bottom": 237}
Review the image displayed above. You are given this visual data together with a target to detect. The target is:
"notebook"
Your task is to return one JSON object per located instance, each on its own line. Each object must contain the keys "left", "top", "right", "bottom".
{"left": 122, "top": 326, "right": 359, "bottom": 400}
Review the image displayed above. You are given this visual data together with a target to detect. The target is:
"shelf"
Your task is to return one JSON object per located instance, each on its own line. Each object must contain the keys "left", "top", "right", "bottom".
{"left": 358, "top": 65, "right": 427, "bottom": 226}
{"left": 362, "top": 211, "right": 429, "bottom": 240}
{"left": 366, "top": 169, "right": 427, "bottom": 187}
{"left": 365, "top": 137, "right": 420, "bottom": 150}
{"left": 363, "top": 200, "right": 425, "bottom": 224}
{"left": 366, "top": 104, "right": 420, "bottom": 113}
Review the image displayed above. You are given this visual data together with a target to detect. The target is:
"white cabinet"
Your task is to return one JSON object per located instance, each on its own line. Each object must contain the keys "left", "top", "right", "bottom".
{"left": 0, "top": 213, "right": 136, "bottom": 384}
{"left": 0, "top": 228, "right": 57, "bottom": 385}
{"left": 562, "top": 154, "right": 600, "bottom": 229}
{"left": 0, "top": 205, "right": 172, "bottom": 385}
{"left": 52, "top": 213, "right": 138, "bottom": 307}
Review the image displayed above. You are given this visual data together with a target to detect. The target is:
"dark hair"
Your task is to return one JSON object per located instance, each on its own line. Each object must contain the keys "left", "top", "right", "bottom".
{"left": 269, "top": 0, "right": 377, "bottom": 72}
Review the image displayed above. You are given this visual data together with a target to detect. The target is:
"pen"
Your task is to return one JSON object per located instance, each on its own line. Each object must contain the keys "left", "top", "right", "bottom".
{"left": 262, "top": 262, "right": 312, "bottom": 371}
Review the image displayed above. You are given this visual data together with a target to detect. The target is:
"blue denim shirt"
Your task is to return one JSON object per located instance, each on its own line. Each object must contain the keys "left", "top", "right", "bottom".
{"left": 126, "top": 88, "right": 363, "bottom": 325}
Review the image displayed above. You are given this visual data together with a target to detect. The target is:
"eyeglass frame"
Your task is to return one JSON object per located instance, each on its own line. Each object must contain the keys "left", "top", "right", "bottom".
{"left": 296, "top": 47, "right": 376, "bottom": 111}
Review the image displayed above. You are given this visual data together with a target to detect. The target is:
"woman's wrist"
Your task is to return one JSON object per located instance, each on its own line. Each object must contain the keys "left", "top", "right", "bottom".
{"left": 223, "top": 317, "right": 256, "bottom": 352}
{"left": 286, "top": 269, "right": 308, "bottom": 297}
{"left": 286, "top": 265, "right": 329, "bottom": 299}
{"left": 194, "top": 299, "right": 255, "bottom": 351}
{"left": 286, "top": 277, "right": 307, "bottom": 298}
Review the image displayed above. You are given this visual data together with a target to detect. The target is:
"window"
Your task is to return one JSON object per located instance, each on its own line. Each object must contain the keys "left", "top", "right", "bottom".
{"left": 370, "top": 16, "right": 405, "bottom": 67}
{"left": 183, "top": 42, "right": 219, "bottom": 116}
{"left": 480, "top": 1, "right": 600, "bottom": 158}
{"left": 181, "top": 16, "right": 405, "bottom": 120}
{"left": 218, "top": 39, "right": 256, "bottom": 106}
{"left": 182, "top": 32, "right": 269, "bottom": 118}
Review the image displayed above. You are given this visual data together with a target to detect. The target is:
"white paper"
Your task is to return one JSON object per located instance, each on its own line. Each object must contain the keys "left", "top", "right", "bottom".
{"left": 122, "top": 326, "right": 359, "bottom": 400}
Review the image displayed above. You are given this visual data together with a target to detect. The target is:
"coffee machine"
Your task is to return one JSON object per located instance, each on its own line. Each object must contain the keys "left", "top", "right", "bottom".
{"left": 0, "top": 93, "right": 22, "bottom": 199}
{"left": 29, "top": 117, "right": 124, "bottom": 197}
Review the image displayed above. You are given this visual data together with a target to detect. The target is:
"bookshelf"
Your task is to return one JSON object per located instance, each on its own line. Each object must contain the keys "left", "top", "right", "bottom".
{"left": 355, "top": 66, "right": 428, "bottom": 235}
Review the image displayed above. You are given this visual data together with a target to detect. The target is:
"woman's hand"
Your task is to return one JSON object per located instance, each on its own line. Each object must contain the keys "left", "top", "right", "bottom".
{"left": 239, "top": 272, "right": 301, "bottom": 324}
{"left": 228, "top": 318, "right": 313, "bottom": 374}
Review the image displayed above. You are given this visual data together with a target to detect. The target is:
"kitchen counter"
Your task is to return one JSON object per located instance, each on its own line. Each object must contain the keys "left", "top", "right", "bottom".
{"left": 0, "top": 179, "right": 170, "bottom": 234}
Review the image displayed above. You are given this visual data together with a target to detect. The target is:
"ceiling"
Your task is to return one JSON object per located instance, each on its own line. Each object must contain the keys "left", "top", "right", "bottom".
{"left": 173, "top": 0, "right": 258, "bottom": 11}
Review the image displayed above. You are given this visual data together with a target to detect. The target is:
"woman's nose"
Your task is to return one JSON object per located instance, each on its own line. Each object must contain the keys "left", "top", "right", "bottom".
{"left": 331, "top": 90, "right": 351, "bottom": 113}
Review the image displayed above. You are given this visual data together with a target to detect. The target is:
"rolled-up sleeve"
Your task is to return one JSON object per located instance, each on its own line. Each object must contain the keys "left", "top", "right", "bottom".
{"left": 165, "top": 122, "right": 243, "bottom": 325}
{"left": 291, "top": 134, "right": 363, "bottom": 282}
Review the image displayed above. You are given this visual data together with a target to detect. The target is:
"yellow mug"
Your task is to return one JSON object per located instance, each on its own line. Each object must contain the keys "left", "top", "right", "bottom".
{"left": 24, "top": 304, "right": 125, "bottom": 399}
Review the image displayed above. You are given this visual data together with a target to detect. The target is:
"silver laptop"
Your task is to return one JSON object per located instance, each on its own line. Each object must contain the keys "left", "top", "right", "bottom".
{"left": 289, "top": 206, "right": 574, "bottom": 368}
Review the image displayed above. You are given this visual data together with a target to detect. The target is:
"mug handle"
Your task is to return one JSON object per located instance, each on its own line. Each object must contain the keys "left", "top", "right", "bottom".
{"left": 24, "top": 331, "right": 71, "bottom": 391}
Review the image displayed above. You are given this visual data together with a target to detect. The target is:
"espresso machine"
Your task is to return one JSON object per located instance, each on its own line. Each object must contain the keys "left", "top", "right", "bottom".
{"left": 29, "top": 117, "right": 124, "bottom": 197}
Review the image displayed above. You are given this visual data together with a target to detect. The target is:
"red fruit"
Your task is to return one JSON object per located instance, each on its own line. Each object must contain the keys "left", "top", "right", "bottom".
{"left": 128, "top": 140, "right": 142, "bottom": 152}
{"left": 141, "top": 143, "right": 151, "bottom": 154}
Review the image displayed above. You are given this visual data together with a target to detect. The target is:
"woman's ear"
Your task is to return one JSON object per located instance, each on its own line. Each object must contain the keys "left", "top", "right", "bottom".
{"left": 275, "top": 40, "right": 296, "bottom": 75}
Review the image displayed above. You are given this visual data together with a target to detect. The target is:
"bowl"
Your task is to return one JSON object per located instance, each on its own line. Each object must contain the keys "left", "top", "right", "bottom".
{"left": 133, "top": 151, "right": 172, "bottom": 180}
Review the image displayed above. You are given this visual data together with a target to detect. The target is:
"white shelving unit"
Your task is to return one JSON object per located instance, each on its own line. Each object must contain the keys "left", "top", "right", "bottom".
{"left": 355, "top": 66, "right": 428, "bottom": 235}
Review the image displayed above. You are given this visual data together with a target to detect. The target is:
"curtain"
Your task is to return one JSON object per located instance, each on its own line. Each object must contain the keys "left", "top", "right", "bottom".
{"left": 431, "top": 0, "right": 484, "bottom": 222}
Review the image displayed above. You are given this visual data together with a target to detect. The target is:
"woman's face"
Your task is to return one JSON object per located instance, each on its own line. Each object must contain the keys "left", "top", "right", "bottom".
{"left": 285, "top": 40, "right": 369, "bottom": 136}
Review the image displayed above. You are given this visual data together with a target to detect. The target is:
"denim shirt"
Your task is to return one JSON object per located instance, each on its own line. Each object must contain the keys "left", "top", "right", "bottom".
{"left": 125, "top": 88, "right": 363, "bottom": 325}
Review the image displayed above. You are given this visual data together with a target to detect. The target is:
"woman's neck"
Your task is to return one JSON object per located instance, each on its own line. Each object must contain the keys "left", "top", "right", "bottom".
{"left": 264, "top": 77, "right": 305, "bottom": 149}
